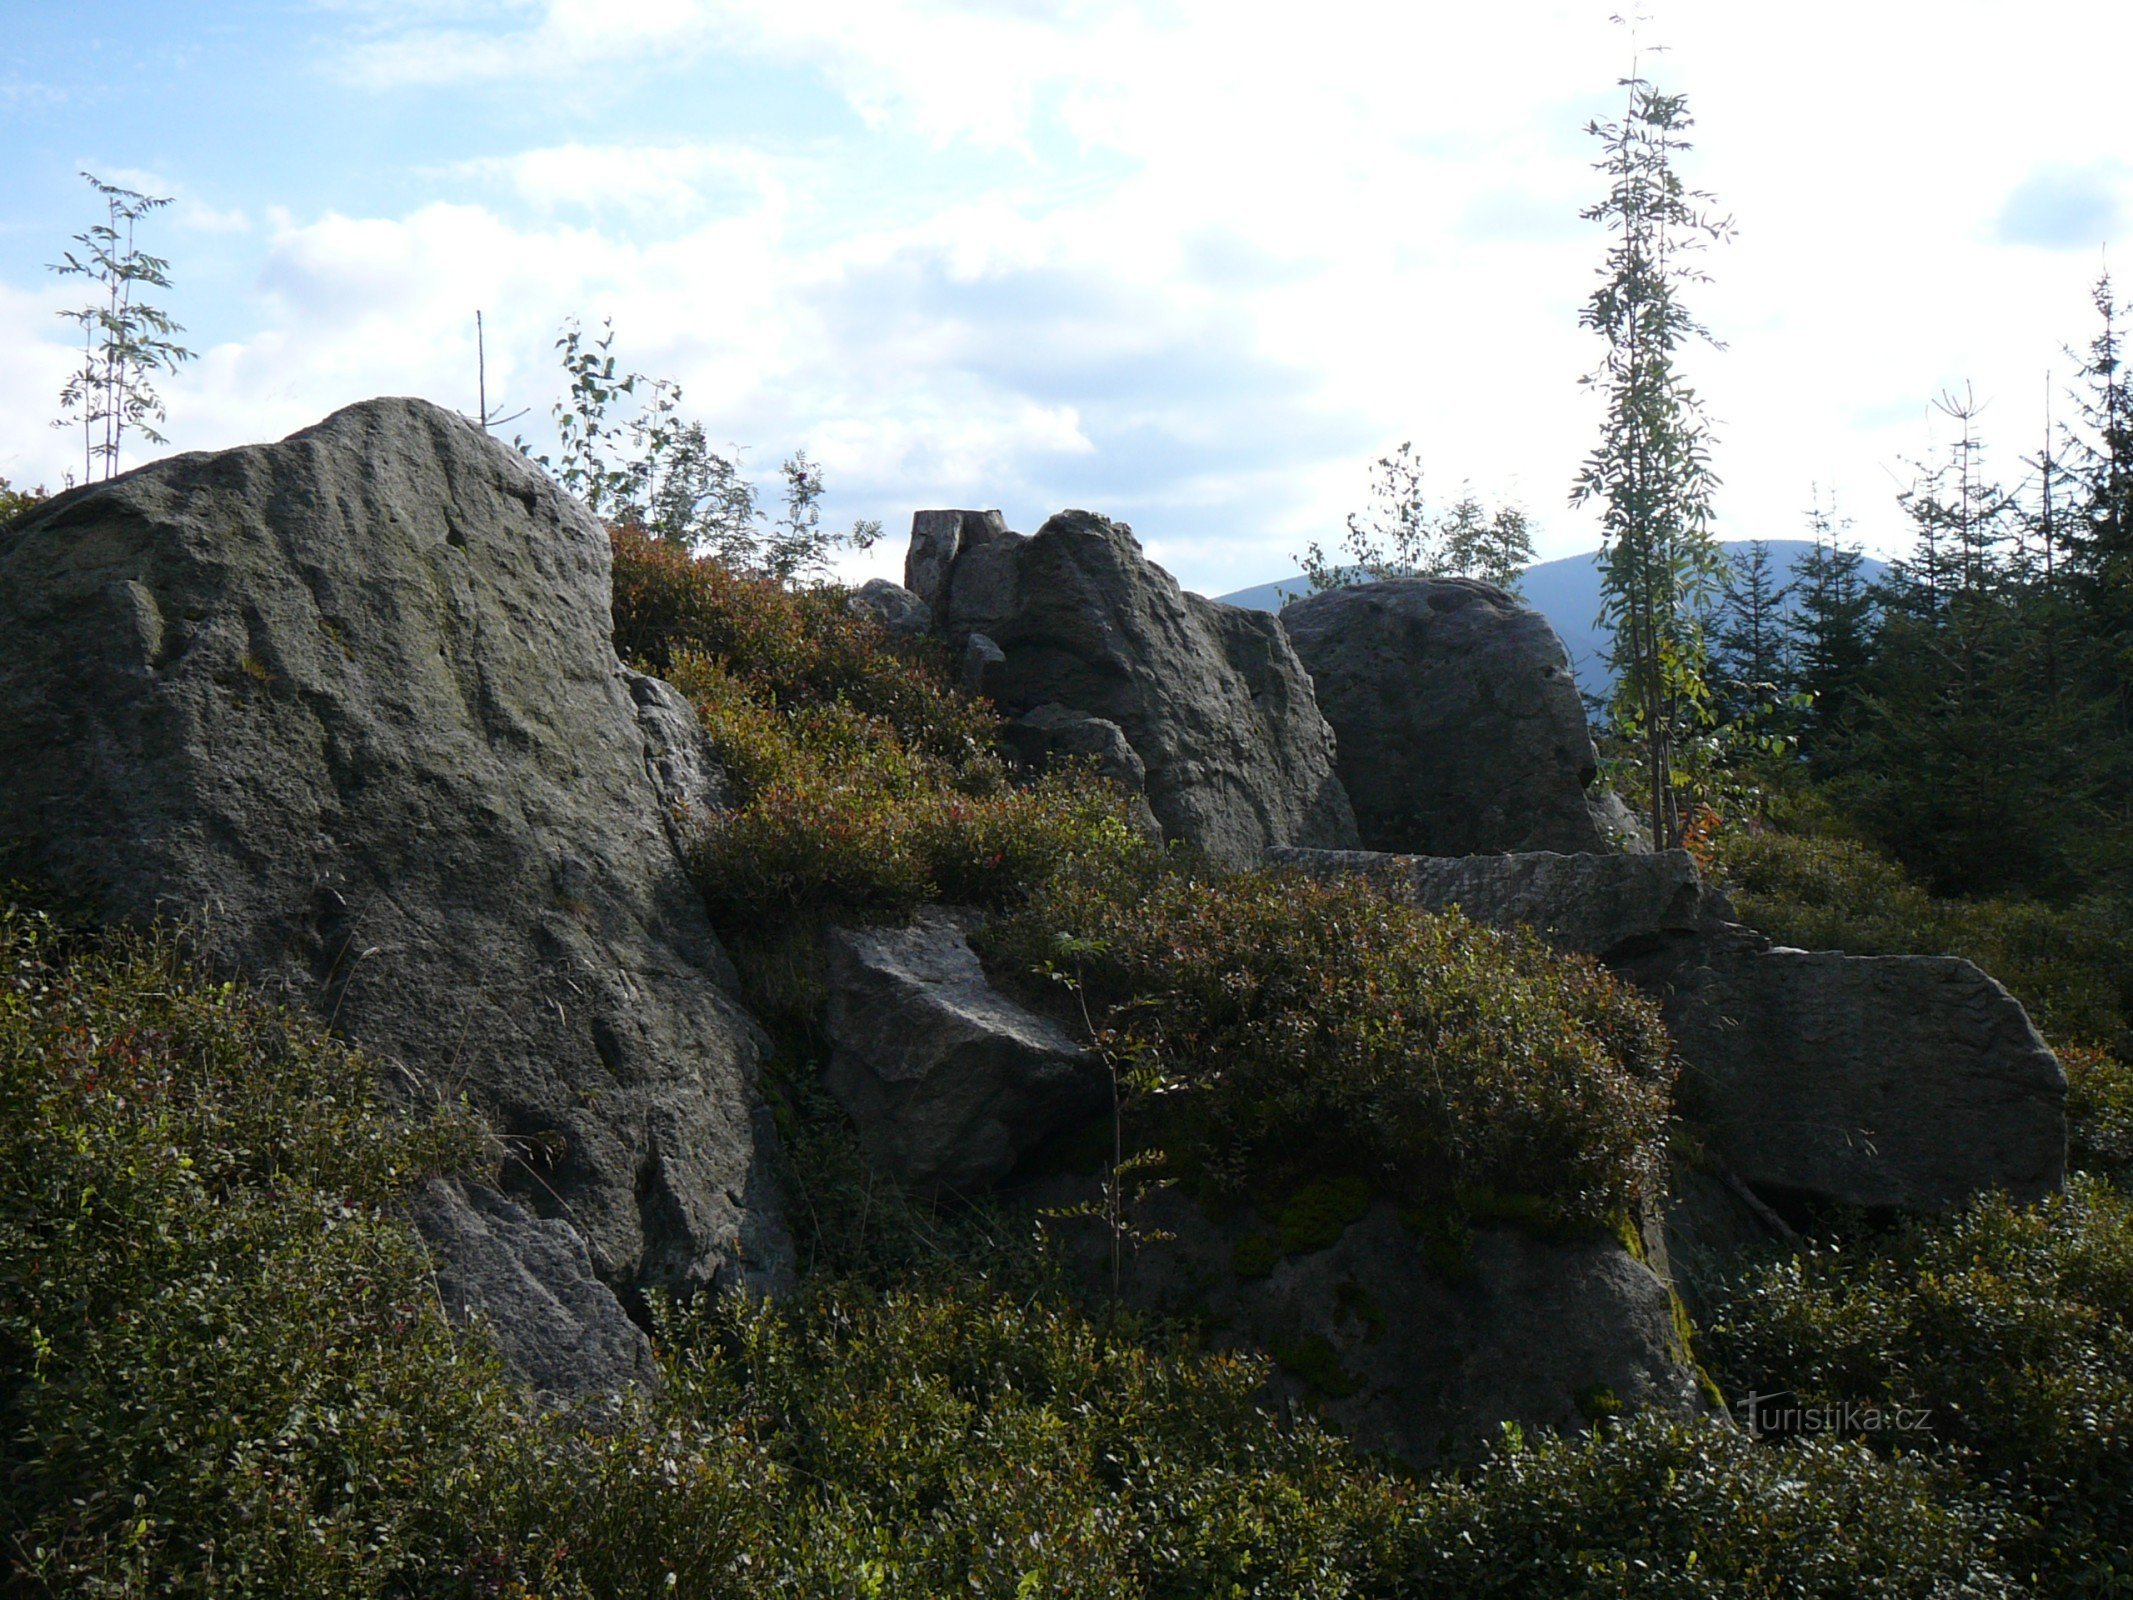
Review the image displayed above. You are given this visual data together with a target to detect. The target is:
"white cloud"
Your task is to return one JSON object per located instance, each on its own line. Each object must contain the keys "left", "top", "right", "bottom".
{"left": 12, "top": 0, "right": 2133, "bottom": 597}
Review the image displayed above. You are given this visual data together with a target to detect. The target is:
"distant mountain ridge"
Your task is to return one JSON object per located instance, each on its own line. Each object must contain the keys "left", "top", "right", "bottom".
{"left": 1212, "top": 540, "right": 1888, "bottom": 693}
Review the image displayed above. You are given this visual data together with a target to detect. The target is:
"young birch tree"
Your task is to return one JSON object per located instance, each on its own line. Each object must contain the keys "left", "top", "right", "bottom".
{"left": 1571, "top": 74, "right": 1732, "bottom": 848}
{"left": 49, "top": 173, "right": 194, "bottom": 483}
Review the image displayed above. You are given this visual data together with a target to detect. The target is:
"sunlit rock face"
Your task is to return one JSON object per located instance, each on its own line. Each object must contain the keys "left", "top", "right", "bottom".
{"left": 0, "top": 398, "right": 792, "bottom": 1371}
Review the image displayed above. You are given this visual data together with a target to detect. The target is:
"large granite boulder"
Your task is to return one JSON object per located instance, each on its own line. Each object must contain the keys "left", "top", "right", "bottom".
{"left": 0, "top": 399, "right": 792, "bottom": 1348}
{"left": 1281, "top": 846, "right": 2068, "bottom": 1216}
{"left": 822, "top": 909, "right": 1102, "bottom": 1194}
{"left": 915, "top": 508, "right": 1358, "bottom": 865}
{"left": 1279, "top": 578, "right": 1604, "bottom": 855}
{"left": 1664, "top": 948, "right": 2067, "bottom": 1212}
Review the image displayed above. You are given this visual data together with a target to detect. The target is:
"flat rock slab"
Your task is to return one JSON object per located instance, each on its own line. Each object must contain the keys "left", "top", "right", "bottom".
{"left": 1666, "top": 949, "right": 2067, "bottom": 1211}
{"left": 1271, "top": 846, "right": 1729, "bottom": 959}
{"left": 1280, "top": 577, "right": 1603, "bottom": 855}
{"left": 921, "top": 507, "right": 1358, "bottom": 865}
{"left": 823, "top": 909, "right": 1103, "bottom": 1194}
{"left": 0, "top": 397, "right": 790, "bottom": 1320}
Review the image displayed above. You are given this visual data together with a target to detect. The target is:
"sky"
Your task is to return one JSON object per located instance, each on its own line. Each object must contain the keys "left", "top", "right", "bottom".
{"left": 2, "top": 0, "right": 2128, "bottom": 596}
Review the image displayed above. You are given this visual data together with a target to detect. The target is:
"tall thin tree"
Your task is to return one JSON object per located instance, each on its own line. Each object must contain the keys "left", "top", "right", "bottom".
{"left": 1570, "top": 69, "right": 1733, "bottom": 847}
{"left": 49, "top": 173, "right": 194, "bottom": 482}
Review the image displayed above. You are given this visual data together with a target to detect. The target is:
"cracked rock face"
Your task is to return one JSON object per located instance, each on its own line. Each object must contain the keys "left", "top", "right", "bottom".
{"left": 0, "top": 398, "right": 791, "bottom": 1326}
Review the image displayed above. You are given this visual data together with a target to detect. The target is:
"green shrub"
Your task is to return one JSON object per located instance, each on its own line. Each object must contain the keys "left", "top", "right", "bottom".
{"left": 669, "top": 652, "right": 1146, "bottom": 934}
{"left": 1705, "top": 1177, "right": 2133, "bottom": 1592}
{"left": 1406, "top": 1413, "right": 2013, "bottom": 1598}
{"left": 0, "top": 477, "right": 47, "bottom": 524}
{"left": 979, "top": 858, "right": 1676, "bottom": 1228}
{"left": 610, "top": 524, "right": 991, "bottom": 765}
{"left": 1712, "top": 829, "right": 2132, "bottom": 1055}
{"left": 2067, "top": 1042, "right": 2133, "bottom": 1181}
{"left": 607, "top": 530, "right": 1151, "bottom": 939}
{"left": 0, "top": 902, "right": 519, "bottom": 1596}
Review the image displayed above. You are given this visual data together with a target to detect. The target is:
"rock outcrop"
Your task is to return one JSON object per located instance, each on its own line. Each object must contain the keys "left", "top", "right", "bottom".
{"left": 0, "top": 399, "right": 792, "bottom": 1370}
{"left": 823, "top": 909, "right": 1102, "bottom": 1194}
{"left": 411, "top": 1178, "right": 660, "bottom": 1404}
{"left": 1040, "top": 1185, "right": 1709, "bottom": 1465}
{"left": 1665, "top": 948, "right": 2067, "bottom": 1211}
{"left": 849, "top": 578, "right": 933, "bottom": 638}
{"left": 1280, "top": 578, "right": 1605, "bottom": 855}
{"left": 913, "top": 508, "right": 1358, "bottom": 865}
{"left": 1279, "top": 846, "right": 2068, "bottom": 1216}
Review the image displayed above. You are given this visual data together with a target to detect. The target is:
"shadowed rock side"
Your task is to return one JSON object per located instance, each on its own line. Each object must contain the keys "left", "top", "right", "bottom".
{"left": 913, "top": 507, "right": 1358, "bottom": 865}
{"left": 1280, "top": 577, "right": 1605, "bottom": 856}
{"left": 1664, "top": 948, "right": 2068, "bottom": 1212}
{"left": 1042, "top": 1187, "right": 1710, "bottom": 1466}
{"left": 0, "top": 398, "right": 791, "bottom": 1328}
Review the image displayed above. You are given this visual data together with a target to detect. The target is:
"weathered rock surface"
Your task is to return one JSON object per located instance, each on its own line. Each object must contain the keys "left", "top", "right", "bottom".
{"left": 1588, "top": 787, "right": 1654, "bottom": 853}
{"left": 0, "top": 399, "right": 792, "bottom": 1337}
{"left": 1664, "top": 948, "right": 2068, "bottom": 1211}
{"left": 919, "top": 507, "right": 1358, "bottom": 864}
{"left": 412, "top": 1178, "right": 658, "bottom": 1402}
{"left": 1283, "top": 844, "right": 2068, "bottom": 1215}
{"left": 1001, "top": 703, "right": 1163, "bottom": 840}
{"left": 1280, "top": 577, "right": 1604, "bottom": 855}
{"left": 1270, "top": 846, "right": 1730, "bottom": 959}
{"left": 1041, "top": 1186, "right": 1709, "bottom": 1465}
{"left": 823, "top": 909, "right": 1102, "bottom": 1194}
{"left": 626, "top": 666, "right": 730, "bottom": 854}
{"left": 906, "top": 508, "right": 1009, "bottom": 619}
{"left": 849, "top": 577, "right": 933, "bottom": 638}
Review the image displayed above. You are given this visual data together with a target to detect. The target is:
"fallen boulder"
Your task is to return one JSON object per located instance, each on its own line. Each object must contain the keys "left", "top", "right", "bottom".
{"left": 822, "top": 909, "right": 1103, "bottom": 1194}
{"left": 1280, "top": 577, "right": 1604, "bottom": 855}
{"left": 920, "top": 507, "right": 1358, "bottom": 864}
{"left": 0, "top": 399, "right": 792, "bottom": 1384}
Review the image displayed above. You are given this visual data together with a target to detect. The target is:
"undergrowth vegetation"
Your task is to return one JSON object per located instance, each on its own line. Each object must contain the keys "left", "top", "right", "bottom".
{"left": 1706, "top": 1179, "right": 2133, "bottom": 1593}
{"left": 613, "top": 526, "right": 1145, "bottom": 932}
{"left": 980, "top": 857, "right": 1676, "bottom": 1228}
{"left": 1711, "top": 826, "right": 2133, "bottom": 1057}
{"left": 4, "top": 894, "right": 2023, "bottom": 1597}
